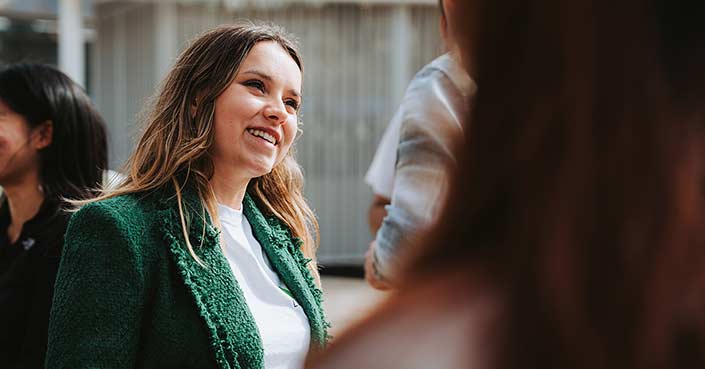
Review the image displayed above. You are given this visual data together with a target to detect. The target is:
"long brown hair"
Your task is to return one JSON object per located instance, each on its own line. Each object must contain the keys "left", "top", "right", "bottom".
{"left": 401, "top": 0, "right": 705, "bottom": 368}
{"left": 81, "top": 22, "right": 320, "bottom": 278}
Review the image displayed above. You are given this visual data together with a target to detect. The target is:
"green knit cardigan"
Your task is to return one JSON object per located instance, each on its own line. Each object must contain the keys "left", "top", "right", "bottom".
{"left": 46, "top": 186, "right": 329, "bottom": 369}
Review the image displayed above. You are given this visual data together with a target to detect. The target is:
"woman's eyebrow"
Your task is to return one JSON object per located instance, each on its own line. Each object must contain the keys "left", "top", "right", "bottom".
{"left": 240, "top": 69, "right": 272, "bottom": 82}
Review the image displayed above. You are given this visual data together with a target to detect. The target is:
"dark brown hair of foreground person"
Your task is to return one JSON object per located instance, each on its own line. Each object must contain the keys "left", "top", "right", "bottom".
{"left": 307, "top": 0, "right": 705, "bottom": 368}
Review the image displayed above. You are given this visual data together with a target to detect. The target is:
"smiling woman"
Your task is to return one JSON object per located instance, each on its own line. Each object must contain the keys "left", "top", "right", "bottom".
{"left": 45, "top": 23, "right": 328, "bottom": 369}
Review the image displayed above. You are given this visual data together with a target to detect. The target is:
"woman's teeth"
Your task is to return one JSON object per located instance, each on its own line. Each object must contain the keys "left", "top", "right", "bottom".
{"left": 247, "top": 129, "right": 276, "bottom": 144}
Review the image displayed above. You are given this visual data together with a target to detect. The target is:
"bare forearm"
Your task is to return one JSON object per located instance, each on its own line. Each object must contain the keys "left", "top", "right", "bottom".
{"left": 367, "top": 195, "right": 390, "bottom": 236}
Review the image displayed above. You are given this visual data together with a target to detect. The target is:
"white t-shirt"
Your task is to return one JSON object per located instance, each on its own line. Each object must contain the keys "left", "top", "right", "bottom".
{"left": 218, "top": 203, "right": 311, "bottom": 369}
{"left": 364, "top": 115, "right": 402, "bottom": 199}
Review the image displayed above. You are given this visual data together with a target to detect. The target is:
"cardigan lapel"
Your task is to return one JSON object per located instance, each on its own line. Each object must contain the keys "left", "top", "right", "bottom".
{"left": 242, "top": 193, "right": 330, "bottom": 349}
{"left": 158, "top": 187, "right": 265, "bottom": 369}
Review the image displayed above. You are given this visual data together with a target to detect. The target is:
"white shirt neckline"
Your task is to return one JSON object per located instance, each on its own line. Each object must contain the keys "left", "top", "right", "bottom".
{"left": 217, "top": 203, "right": 310, "bottom": 369}
{"left": 217, "top": 202, "right": 243, "bottom": 226}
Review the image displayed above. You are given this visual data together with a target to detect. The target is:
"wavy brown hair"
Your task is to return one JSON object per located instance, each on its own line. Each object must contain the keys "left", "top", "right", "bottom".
{"left": 82, "top": 23, "right": 319, "bottom": 278}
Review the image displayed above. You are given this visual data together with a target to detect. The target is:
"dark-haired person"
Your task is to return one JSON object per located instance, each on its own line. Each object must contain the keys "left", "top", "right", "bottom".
{"left": 0, "top": 63, "right": 107, "bottom": 368}
{"left": 46, "top": 23, "right": 328, "bottom": 369}
{"left": 307, "top": 0, "right": 705, "bottom": 368}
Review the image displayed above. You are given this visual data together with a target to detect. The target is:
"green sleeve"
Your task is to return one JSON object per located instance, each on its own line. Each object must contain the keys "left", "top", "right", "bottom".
{"left": 46, "top": 201, "right": 146, "bottom": 369}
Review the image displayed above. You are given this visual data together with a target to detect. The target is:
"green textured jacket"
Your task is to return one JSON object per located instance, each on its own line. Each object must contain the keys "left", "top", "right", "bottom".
{"left": 46, "top": 186, "right": 329, "bottom": 369}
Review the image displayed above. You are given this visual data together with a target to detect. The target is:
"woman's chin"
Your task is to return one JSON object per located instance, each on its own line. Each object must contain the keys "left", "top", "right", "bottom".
{"left": 244, "top": 161, "right": 275, "bottom": 179}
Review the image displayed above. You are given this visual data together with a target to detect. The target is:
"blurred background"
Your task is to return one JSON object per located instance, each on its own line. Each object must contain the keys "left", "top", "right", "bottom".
{"left": 0, "top": 0, "right": 443, "bottom": 269}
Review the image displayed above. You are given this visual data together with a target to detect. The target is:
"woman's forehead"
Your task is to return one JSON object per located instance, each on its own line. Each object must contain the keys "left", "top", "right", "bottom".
{"left": 239, "top": 42, "right": 301, "bottom": 86}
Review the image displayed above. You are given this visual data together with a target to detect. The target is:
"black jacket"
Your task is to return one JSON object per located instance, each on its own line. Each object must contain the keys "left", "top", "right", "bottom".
{"left": 0, "top": 197, "right": 69, "bottom": 369}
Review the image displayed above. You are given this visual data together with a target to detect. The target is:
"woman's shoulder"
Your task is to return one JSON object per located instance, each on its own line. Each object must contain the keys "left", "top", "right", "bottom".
{"left": 307, "top": 275, "right": 497, "bottom": 369}
{"left": 77, "top": 191, "right": 160, "bottom": 217}
{"left": 69, "top": 191, "right": 164, "bottom": 234}
{"left": 63, "top": 192, "right": 168, "bottom": 262}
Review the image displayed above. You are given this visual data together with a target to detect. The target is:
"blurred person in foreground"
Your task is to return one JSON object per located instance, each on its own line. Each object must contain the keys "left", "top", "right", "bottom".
{"left": 0, "top": 63, "right": 107, "bottom": 368}
{"left": 308, "top": 0, "right": 705, "bottom": 368}
{"left": 365, "top": 0, "right": 475, "bottom": 289}
{"left": 46, "top": 23, "right": 328, "bottom": 369}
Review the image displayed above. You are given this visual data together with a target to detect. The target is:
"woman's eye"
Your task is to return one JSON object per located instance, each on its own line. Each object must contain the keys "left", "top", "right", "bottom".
{"left": 244, "top": 80, "right": 265, "bottom": 92}
{"left": 285, "top": 99, "right": 299, "bottom": 111}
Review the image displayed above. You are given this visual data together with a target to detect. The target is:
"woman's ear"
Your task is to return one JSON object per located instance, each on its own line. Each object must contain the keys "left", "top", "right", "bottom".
{"left": 31, "top": 120, "right": 53, "bottom": 150}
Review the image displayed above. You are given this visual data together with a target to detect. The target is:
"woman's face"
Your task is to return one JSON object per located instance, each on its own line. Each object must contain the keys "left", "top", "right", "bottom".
{"left": 211, "top": 41, "right": 302, "bottom": 181}
{"left": 0, "top": 99, "right": 41, "bottom": 186}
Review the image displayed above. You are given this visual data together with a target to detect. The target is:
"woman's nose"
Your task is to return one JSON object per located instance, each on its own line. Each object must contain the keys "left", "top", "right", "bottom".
{"left": 264, "top": 99, "right": 288, "bottom": 124}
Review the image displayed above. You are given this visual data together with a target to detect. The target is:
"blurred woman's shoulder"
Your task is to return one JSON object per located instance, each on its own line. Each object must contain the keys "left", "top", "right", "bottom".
{"left": 308, "top": 272, "right": 498, "bottom": 369}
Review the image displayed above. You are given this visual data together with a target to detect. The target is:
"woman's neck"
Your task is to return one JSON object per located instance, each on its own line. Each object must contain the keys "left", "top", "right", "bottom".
{"left": 209, "top": 172, "right": 250, "bottom": 210}
{"left": 3, "top": 175, "right": 44, "bottom": 243}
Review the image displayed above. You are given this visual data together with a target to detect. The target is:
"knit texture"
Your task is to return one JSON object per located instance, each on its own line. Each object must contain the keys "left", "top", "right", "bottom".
{"left": 243, "top": 193, "right": 332, "bottom": 347}
{"left": 46, "top": 186, "right": 329, "bottom": 369}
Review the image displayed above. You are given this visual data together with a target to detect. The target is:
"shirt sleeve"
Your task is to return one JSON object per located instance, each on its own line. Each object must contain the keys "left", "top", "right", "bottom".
{"left": 373, "top": 69, "right": 465, "bottom": 278}
{"left": 365, "top": 113, "right": 404, "bottom": 199}
{"left": 46, "top": 202, "right": 146, "bottom": 369}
